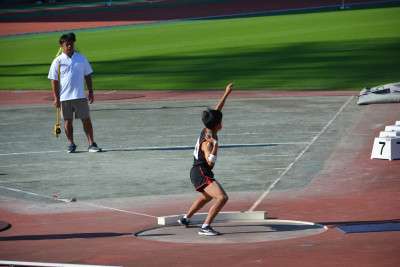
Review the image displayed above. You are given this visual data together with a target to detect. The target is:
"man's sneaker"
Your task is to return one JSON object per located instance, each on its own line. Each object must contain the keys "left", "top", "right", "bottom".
{"left": 198, "top": 225, "right": 221, "bottom": 236}
{"left": 178, "top": 218, "right": 190, "bottom": 228}
{"left": 88, "top": 142, "right": 102, "bottom": 152}
{"left": 68, "top": 143, "right": 77, "bottom": 153}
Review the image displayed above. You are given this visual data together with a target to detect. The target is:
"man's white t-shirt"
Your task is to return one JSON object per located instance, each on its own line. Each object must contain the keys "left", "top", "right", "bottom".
{"left": 48, "top": 52, "right": 93, "bottom": 102}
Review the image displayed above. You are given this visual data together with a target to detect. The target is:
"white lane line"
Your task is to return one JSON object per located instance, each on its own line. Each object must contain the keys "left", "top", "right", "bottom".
{"left": 0, "top": 186, "right": 75, "bottom": 203}
{"left": 0, "top": 260, "right": 121, "bottom": 267}
{"left": 0, "top": 162, "right": 82, "bottom": 168}
{"left": 78, "top": 202, "right": 157, "bottom": 218}
{"left": 0, "top": 140, "right": 52, "bottom": 144}
{"left": 248, "top": 96, "right": 355, "bottom": 211}
{"left": 0, "top": 185, "right": 157, "bottom": 218}
{"left": 0, "top": 150, "right": 62, "bottom": 156}
{"left": 104, "top": 90, "right": 117, "bottom": 95}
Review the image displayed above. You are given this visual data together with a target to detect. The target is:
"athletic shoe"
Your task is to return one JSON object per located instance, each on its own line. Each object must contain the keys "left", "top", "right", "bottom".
{"left": 178, "top": 218, "right": 190, "bottom": 228}
{"left": 88, "top": 142, "right": 102, "bottom": 152}
{"left": 198, "top": 226, "right": 221, "bottom": 236}
{"left": 68, "top": 143, "right": 76, "bottom": 153}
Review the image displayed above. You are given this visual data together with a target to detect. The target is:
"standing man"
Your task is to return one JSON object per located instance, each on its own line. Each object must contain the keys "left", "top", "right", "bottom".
{"left": 48, "top": 32, "right": 101, "bottom": 153}
{"left": 178, "top": 82, "right": 235, "bottom": 236}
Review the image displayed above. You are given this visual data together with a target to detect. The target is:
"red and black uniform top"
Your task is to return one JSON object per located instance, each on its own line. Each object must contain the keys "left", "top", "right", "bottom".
{"left": 193, "top": 128, "right": 218, "bottom": 170}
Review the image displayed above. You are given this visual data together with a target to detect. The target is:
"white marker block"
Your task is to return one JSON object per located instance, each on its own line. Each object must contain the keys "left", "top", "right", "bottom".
{"left": 371, "top": 137, "right": 400, "bottom": 161}
{"left": 379, "top": 131, "right": 400, "bottom": 137}
{"left": 396, "top": 121, "right": 400, "bottom": 126}
{"left": 158, "top": 211, "right": 268, "bottom": 225}
{"left": 385, "top": 125, "right": 400, "bottom": 132}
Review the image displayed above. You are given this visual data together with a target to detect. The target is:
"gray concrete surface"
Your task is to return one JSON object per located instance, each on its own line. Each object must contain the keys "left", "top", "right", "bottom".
{"left": 134, "top": 219, "right": 327, "bottom": 244}
{"left": 0, "top": 96, "right": 362, "bottom": 207}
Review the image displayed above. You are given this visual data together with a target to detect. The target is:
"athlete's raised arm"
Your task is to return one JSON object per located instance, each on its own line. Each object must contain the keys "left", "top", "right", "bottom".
{"left": 215, "top": 82, "right": 235, "bottom": 111}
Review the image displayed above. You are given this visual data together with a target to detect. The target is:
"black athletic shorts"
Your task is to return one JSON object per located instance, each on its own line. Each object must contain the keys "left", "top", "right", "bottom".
{"left": 190, "top": 166, "right": 215, "bottom": 192}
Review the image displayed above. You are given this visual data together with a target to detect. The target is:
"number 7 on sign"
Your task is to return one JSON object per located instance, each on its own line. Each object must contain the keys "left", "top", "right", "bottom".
{"left": 379, "top": 142, "right": 386, "bottom": 155}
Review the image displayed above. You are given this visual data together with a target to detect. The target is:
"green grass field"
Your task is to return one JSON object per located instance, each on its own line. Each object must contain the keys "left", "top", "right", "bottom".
{"left": 0, "top": 6, "right": 399, "bottom": 90}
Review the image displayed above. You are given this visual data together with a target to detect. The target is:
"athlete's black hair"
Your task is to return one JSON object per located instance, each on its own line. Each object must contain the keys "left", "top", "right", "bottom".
{"left": 202, "top": 108, "right": 223, "bottom": 130}
{"left": 59, "top": 32, "right": 76, "bottom": 45}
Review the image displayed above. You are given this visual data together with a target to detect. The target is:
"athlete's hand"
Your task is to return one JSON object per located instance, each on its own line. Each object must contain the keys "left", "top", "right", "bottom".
{"left": 205, "top": 132, "right": 217, "bottom": 145}
{"left": 225, "top": 82, "right": 235, "bottom": 94}
{"left": 215, "top": 82, "right": 235, "bottom": 111}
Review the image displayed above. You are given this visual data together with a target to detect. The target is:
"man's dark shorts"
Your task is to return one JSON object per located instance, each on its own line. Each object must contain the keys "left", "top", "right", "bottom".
{"left": 190, "top": 166, "right": 215, "bottom": 192}
{"left": 61, "top": 98, "right": 90, "bottom": 120}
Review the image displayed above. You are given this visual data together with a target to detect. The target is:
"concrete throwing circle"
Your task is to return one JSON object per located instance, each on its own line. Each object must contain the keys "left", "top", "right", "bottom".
{"left": 134, "top": 220, "right": 327, "bottom": 244}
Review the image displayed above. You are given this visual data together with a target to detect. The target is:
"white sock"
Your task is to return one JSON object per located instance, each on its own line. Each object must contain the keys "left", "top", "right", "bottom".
{"left": 202, "top": 223, "right": 209, "bottom": 229}
{"left": 183, "top": 215, "right": 190, "bottom": 222}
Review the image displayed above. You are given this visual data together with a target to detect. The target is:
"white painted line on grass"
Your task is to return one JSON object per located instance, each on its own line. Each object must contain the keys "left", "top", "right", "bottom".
{"left": 248, "top": 96, "right": 355, "bottom": 212}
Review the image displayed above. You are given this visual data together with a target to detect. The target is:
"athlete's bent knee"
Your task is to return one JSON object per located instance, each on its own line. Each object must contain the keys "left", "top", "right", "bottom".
{"left": 223, "top": 194, "right": 229, "bottom": 204}
{"left": 217, "top": 194, "right": 228, "bottom": 205}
